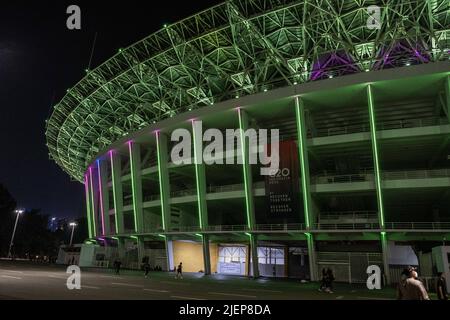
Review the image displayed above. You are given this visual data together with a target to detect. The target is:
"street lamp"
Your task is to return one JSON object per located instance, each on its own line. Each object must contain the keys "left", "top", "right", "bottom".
{"left": 8, "top": 209, "right": 24, "bottom": 259}
{"left": 69, "top": 222, "right": 77, "bottom": 246}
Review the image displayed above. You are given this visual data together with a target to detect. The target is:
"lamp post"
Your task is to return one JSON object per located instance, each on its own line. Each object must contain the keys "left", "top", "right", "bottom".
{"left": 8, "top": 209, "right": 24, "bottom": 259}
{"left": 69, "top": 222, "right": 77, "bottom": 246}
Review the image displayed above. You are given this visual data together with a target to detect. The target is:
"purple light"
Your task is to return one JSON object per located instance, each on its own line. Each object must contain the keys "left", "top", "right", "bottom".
{"left": 96, "top": 160, "right": 106, "bottom": 236}
{"left": 97, "top": 237, "right": 105, "bottom": 241}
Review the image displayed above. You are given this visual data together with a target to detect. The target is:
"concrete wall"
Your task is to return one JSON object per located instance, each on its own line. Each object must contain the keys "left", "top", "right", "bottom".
{"left": 172, "top": 241, "right": 218, "bottom": 273}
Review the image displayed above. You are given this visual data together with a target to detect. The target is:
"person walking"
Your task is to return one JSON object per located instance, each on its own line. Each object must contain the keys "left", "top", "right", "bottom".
{"left": 144, "top": 262, "right": 151, "bottom": 278}
{"left": 175, "top": 262, "right": 183, "bottom": 279}
{"left": 397, "top": 266, "right": 429, "bottom": 300}
{"left": 436, "top": 272, "right": 448, "bottom": 300}
{"left": 114, "top": 259, "right": 122, "bottom": 275}
{"left": 318, "top": 268, "right": 327, "bottom": 292}
{"left": 325, "top": 268, "right": 334, "bottom": 293}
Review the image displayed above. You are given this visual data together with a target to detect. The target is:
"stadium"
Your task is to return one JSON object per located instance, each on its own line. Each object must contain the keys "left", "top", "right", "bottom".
{"left": 46, "top": 0, "right": 450, "bottom": 285}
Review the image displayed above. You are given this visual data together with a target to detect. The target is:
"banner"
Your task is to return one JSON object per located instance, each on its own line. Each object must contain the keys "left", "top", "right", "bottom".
{"left": 264, "top": 140, "right": 299, "bottom": 223}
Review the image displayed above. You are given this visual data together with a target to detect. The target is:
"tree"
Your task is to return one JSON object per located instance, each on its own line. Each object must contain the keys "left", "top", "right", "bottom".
{"left": 0, "top": 184, "right": 17, "bottom": 256}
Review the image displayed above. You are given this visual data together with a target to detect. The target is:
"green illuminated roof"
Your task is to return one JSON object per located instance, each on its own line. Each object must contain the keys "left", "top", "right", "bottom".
{"left": 46, "top": 0, "right": 450, "bottom": 182}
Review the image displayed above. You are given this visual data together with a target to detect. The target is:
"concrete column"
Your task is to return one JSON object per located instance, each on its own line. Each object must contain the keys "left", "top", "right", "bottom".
{"left": 165, "top": 237, "right": 174, "bottom": 272}
{"left": 118, "top": 238, "right": 126, "bottom": 261}
{"left": 381, "top": 233, "right": 391, "bottom": 286}
{"left": 445, "top": 75, "right": 450, "bottom": 123}
{"left": 128, "top": 141, "right": 144, "bottom": 233}
{"left": 367, "top": 84, "right": 386, "bottom": 229}
{"left": 110, "top": 151, "right": 124, "bottom": 235}
{"left": 294, "top": 97, "right": 314, "bottom": 227}
{"left": 367, "top": 85, "right": 390, "bottom": 284}
{"left": 295, "top": 97, "right": 317, "bottom": 281}
{"left": 250, "top": 234, "right": 259, "bottom": 278}
{"left": 156, "top": 132, "right": 171, "bottom": 231}
{"left": 84, "top": 173, "right": 94, "bottom": 239}
{"left": 306, "top": 233, "right": 317, "bottom": 281}
{"left": 192, "top": 120, "right": 211, "bottom": 275}
{"left": 238, "top": 109, "right": 259, "bottom": 278}
{"left": 137, "top": 237, "right": 145, "bottom": 268}
{"left": 237, "top": 109, "right": 257, "bottom": 229}
{"left": 202, "top": 235, "right": 211, "bottom": 275}
{"left": 98, "top": 160, "right": 110, "bottom": 236}
{"left": 88, "top": 166, "right": 99, "bottom": 237}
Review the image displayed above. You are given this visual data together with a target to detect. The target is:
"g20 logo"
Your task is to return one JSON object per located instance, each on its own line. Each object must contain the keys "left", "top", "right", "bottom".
{"left": 270, "top": 168, "right": 290, "bottom": 178}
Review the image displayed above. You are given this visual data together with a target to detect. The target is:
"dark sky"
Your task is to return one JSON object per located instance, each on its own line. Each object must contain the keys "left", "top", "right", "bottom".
{"left": 0, "top": 0, "right": 222, "bottom": 219}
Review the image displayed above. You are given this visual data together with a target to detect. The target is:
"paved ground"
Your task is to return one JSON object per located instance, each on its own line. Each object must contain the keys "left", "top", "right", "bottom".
{"left": 0, "top": 260, "right": 405, "bottom": 300}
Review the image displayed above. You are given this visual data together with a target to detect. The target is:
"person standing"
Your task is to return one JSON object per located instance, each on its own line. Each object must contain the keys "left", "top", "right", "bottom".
{"left": 397, "top": 266, "right": 429, "bottom": 300}
{"left": 175, "top": 262, "right": 183, "bottom": 279}
{"left": 144, "top": 262, "right": 151, "bottom": 278}
{"left": 436, "top": 272, "right": 448, "bottom": 300}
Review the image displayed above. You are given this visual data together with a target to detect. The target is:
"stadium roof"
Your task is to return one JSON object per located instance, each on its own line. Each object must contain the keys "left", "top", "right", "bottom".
{"left": 46, "top": 0, "right": 450, "bottom": 182}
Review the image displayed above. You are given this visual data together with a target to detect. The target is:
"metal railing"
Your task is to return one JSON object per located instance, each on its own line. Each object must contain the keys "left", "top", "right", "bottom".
{"left": 143, "top": 194, "right": 160, "bottom": 202}
{"left": 311, "top": 172, "right": 374, "bottom": 184}
{"left": 319, "top": 211, "right": 378, "bottom": 221}
{"left": 314, "top": 117, "right": 448, "bottom": 138}
{"left": 383, "top": 169, "right": 450, "bottom": 180}
{"left": 255, "top": 223, "right": 306, "bottom": 231}
{"left": 170, "top": 188, "right": 197, "bottom": 198}
{"left": 129, "top": 221, "right": 450, "bottom": 234}
{"left": 314, "top": 222, "right": 381, "bottom": 230}
{"left": 384, "top": 222, "right": 450, "bottom": 230}
{"left": 377, "top": 117, "right": 447, "bottom": 131}
{"left": 207, "top": 183, "right": 244, "bottom": 193}
{"left": 316, "top": 124, "right": 369, "bottom": 137}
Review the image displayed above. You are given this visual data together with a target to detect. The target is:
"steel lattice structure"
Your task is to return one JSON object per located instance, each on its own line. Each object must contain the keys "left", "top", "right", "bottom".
{"left": 46, "top": 0, "right": 449, "bottom": 182}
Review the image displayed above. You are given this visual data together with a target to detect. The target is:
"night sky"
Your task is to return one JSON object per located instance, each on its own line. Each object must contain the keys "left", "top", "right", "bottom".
{"left": 0, "top": 0, "right": 222, "bottom": 219}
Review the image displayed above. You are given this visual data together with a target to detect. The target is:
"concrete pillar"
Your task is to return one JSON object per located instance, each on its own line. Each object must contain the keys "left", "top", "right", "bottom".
{"left": 295, "top": 97, "right": 317, "bottom": 281}
{"left": 84, "top": 173, "right": 94, "bottom": 239}
{"left": 202, "top": 235, "right": 211, "bottom": 275}
{"left": 192, "top": 120, "right": 211, "bottom": 275}
{"left": 88, "top": 166, "right": 99, "bottom": 237}
{"left": 306, "top": 233, "right": 317, "bottom": 281}
{"left": 381, "top": 233, "right": 391, "bottom": 286}
{"left": 367, "top": 84, "right": 390, "bottom": 285}
{"left": 128, "top": 141, "right": 144, "bottom": 233}
{"left": 110, "top": 151, "right": 124, "bottom": 235}
{"left": 137, "top": 237, "right": 145, "bottom": 268}
{"left": 165, "top": 237, "right": 174, "bottom": 272}
{"left": 367, "top": 84, "right": 386, "bottom": 229}
{"left": 445, "top": 75, "right": 450, "bottom": 123}
{"left": 98, "top": 160, "right": 110, "bottom": 236}
{"left": 250, "top": 234, "right": 259, "bottom": 278}
{"left": 237, "top": 109, "right": 259, "bottom": 279}
{"left": 156, "top": 132, "right": 171, "bottom": 231}
{"left": 118, "top": 238, "right": 126, "bottom": 261}
{"left": 294, "top": 97, "right": 314, "bottom": 227}
{"left": 237, "top": 109, "right": 257, "bottom": 229}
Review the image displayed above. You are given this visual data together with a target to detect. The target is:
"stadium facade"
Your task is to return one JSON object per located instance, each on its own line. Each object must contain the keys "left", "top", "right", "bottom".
{"left": 46, "top": 0, "right": 450, "bottom": 284}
